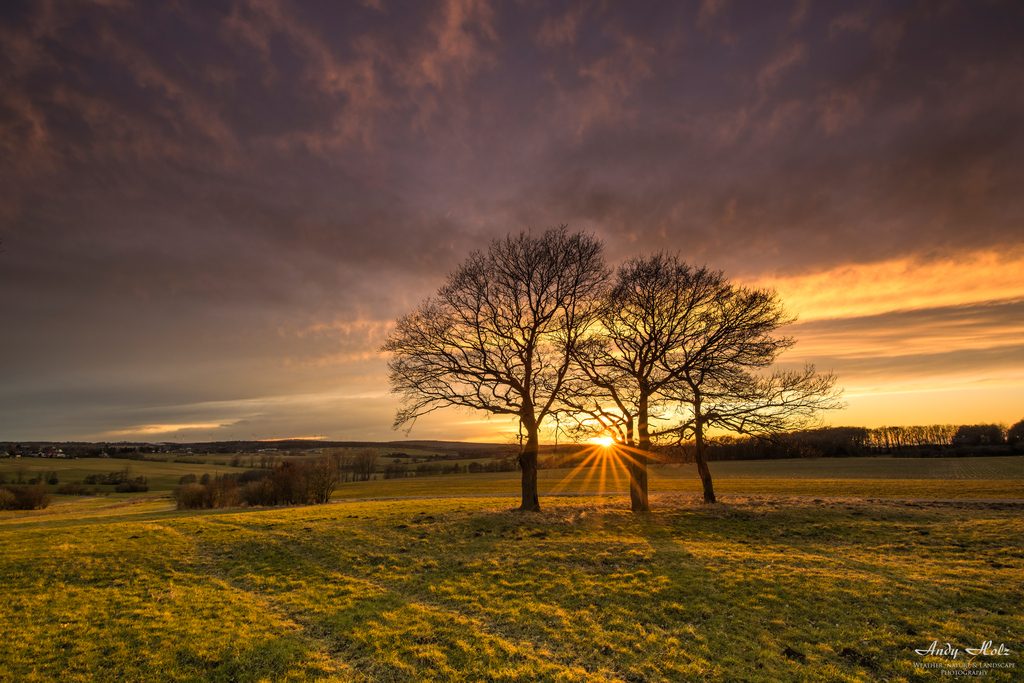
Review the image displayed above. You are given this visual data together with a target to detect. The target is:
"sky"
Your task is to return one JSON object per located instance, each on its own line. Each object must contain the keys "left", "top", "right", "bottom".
{"left": 1, "top": 0, "right": 1022, "bottom": 444}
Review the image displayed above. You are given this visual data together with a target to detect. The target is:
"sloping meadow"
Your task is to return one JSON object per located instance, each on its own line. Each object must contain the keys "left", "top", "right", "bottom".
{"left": 1, "top": 494, "right": 1021, "bottom": 681}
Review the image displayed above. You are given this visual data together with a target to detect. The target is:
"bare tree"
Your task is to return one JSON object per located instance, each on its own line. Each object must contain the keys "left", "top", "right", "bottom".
{"left": 564, "top": 256, "right": 841, "bottom": 506}
{"left": 352, "top": 448, "right": 379, "bottom": 482}
{"left": 308, "top": 455, "right": 339, "bottom": 503}
{"left": 561, "top": 254, "right": 726, "bottom": 512}
{"left": 330, "top": 449, "right": 354, "bottom": 483}
{"left": 664, "top": 285, "right": 844, "bottom": 503}
{"left": 382, "top": 226, "right": 608, "bottom": 511}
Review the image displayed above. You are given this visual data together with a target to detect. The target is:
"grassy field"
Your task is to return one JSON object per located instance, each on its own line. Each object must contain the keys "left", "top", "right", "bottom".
{"left": 330, "top": 456, "right": 1024, "bottom": 500}
{"left": 3, "top": 455, "right": 1024, "bottom": 500}
{"left": 0, "top": 492, "right": 1021, "bottom": 682}
{"left": 0, "top": 456, "right": 243, "bottom": 492}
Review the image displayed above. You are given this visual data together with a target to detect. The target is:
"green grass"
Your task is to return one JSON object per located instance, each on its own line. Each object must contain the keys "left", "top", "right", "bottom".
{"left": 326, "top": 457, "right": 1024, "bottom": 500}
{"left": 695, "top": 456, "right": 1024, "bottom": 480}
{"left": 0, "top": 492, "right": 1021, "bottom": 681}
{"left": 0, "top": 457, "right": 244, "bottom": 492}
{"left": 4, "top": 455, "right": 1024, "bottom": 499}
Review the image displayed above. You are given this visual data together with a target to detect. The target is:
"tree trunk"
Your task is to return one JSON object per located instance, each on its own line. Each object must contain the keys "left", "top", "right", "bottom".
{"left": 628, "top": 452, "right": 649, "bottom": 512}
{"left": 693, "top": 400, "right": 716, "bottom": 504}
{"left": 519, "top": 427, "right": 541, "bottom": 512}
{"left": 630, "top": 394, "right": 651, "bottom": 512}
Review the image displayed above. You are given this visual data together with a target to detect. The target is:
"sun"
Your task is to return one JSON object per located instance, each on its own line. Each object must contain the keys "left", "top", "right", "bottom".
{"left": 589, "top": 435, "right": 615, "bottom": 447}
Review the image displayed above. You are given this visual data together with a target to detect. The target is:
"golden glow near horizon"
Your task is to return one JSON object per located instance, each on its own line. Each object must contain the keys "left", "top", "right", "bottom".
{"left": 87, "top": 247, "right": 1024, "bottom": 443}
{"left": 754, "top": 248, "right": 1024, "bottom": 429}
{"left": 101, "top": 423, "right": 228, "bottom": 437}
{"left": 546, "top": 441, "right": 683, "bottom": 494}
{"left": 758, "top": 248, "right": 1024, "bottom": 321}
{"left": 5, "top": 3, "right": 1023, "bottom": 444}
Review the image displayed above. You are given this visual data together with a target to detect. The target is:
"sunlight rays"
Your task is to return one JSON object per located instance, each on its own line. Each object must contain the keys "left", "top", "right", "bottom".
{"left": 547, "top": 441, "right": 676, "bottom": 494}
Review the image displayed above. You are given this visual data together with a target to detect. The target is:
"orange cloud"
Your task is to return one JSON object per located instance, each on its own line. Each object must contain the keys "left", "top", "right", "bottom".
{"left": 101, "top": 422, "right": 229, "bottom": 437}
{"left": 756, "top": 248, "right": 1024, "bottom": 321}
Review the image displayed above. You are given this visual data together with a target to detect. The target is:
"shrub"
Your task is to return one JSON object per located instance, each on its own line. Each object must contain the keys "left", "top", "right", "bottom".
{"left": 239, "top": 462, "right": 315, "bottom": 506}
{"left": 114, "top": 481, "right": 149, "bottom": 493}
{"left": 56, "top": 481, "right": 93, "bottom": 495}
{"left": 239, "top": 478, "right": 277, "bottom": 507}
{"left": 172, "top": 478, "right": 238, "bottom": 509}
{"left": 270, "top": 462, "right": 309, "bottom": 505}
{"left": 0, "top": 484, "right": 51, "bottom": 510}
{"left": 173, "top": 483, "right": 208, "bottom": 510}
{"left": 178, "top": 473, "right": 197, "bottom": 485}
{"left": 0, "top": 488, "right": 15, "bottom": 510}
{"left": 208, "top": 478, "right": 238, "bottom": 508}
{"left": 84, "top": 469, "right": 145, "bottom": 487}
{"left": 235, "top": 468, "right": 272, "bottom": 485}
{"left": 175, "top": 461, "right": 336, "bottom": 509}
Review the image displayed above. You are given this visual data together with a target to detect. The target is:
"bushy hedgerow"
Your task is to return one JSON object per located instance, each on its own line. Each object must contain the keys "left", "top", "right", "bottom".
{"left": 56, "top": 481, "right": 97, "bottom": 495}
{"left": 172, "top": 479, "right": 238, "bottom": 510}
{"left": 236, "top": 468, "right": 273, "bottom": 485}
{"left": 173, "top": 458, "right": 338, "bottom": 509}
{"left": 0, "top": 484, "right": 51, "bottom": 510}
{"left": 238, "top": 477, "right": 278, "bottom": 507}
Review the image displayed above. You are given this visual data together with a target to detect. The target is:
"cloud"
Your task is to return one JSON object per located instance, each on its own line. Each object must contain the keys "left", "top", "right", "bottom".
{"left": 829, "top": 8, "right": 871, "bottom": 38}
{"left": 788, "top": 299, "right": 1024, "bottom": 359}
{"left": 757, "top": 249, "right": 1024, "bottom": 321}
{"left": 1, "top": 0, "right": 1022, "bottom": 440}
{"left": 777, "top": 299, "right": 1024, "bottom": 425}
{"left": 757, "top": 42, "right": 807, "bottom": 93}
{"left": 536, "top": 4, "right": 587, "bottom": 49}
{"left": 221, "top": 0, "right": 498, "bottom": 151}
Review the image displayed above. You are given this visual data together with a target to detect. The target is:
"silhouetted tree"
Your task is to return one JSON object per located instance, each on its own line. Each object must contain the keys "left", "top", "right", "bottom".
{"left": 562, "top": 254, "right": 725, "bottom": 512}
{"left": 352, "top": 448, "right": 379, "bottom": 482}
{"left": 954, "top": 424, "right": 1005, "bottom": 446}
{"left": 308, "top": 456, "right": 339, "bottom": 503}
{"left": 330, "top": 449, "right": 354, "bottom": 483}
{"left": 1008, "top": 419, "right": 1024, "bottom": 446}
{"left": 663, "top": 281, "right": 843, "bottom": 503}
{"left": 564, "top": 256, "right": 840, "bottom": 506}
{"left": 382, "top": 227, "right": 608, "bottom": 511}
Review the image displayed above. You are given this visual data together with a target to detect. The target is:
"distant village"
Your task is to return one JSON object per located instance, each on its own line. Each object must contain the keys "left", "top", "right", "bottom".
{"left": 0, "top": 443, "right": 304, "bottom": 459}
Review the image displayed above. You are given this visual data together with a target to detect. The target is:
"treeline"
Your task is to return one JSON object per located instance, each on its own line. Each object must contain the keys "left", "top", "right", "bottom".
{"left": 83, "top": 464, "right": 149, "bottom": 492}
{"left": 381, "top": 458, "right": 518, "bottom": 479}
{"left": 695, "top": 421, "right": 1024, "bottom": 461}
{"left": 173, "top": 452, "right": 369, "bottom": 509}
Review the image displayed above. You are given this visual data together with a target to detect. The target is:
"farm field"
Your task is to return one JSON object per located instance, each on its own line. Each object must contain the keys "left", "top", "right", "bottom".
{"left": 1, "top": 492, "right": 1021, "bottom": 681}
{"left": 3, "top": 455, "right": 1024, "bottom": 500}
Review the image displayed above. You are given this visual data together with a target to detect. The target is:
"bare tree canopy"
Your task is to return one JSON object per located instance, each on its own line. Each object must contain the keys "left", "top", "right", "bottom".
{"left": 664, "top": 283, "right": 844, "bottom": 503}
{"left": 381, "top": 226, "right": 608, "bottom": 511}
{"left": 562, "top": 254, "right": 726, "bottom": 511}
{"left": 563, "top": 253, "right": 842, "bottom": 508}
